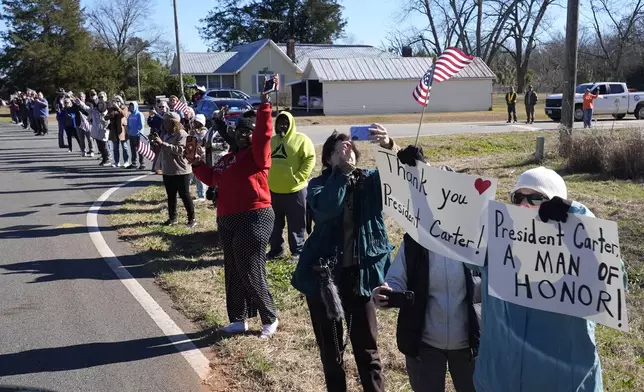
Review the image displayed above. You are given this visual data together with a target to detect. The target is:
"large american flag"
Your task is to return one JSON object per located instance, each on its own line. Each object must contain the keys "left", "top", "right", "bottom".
{"left": 137, "top": 136, "right": 156, "bottom": 161}
{"left": 413, "top": 47, "right": 475, "bottom": 106}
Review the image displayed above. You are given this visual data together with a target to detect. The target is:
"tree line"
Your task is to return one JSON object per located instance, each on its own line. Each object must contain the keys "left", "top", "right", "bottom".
{"left": 0, "top": 0, "right": 194, "bottom": 103}
{"left": 384, "top": 0, "right": 644, "bottom": 93}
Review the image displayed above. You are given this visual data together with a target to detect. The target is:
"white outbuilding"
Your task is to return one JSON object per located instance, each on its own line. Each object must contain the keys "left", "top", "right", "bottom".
{"left": 289, "top": 57, "right": 497, "bottom": 115}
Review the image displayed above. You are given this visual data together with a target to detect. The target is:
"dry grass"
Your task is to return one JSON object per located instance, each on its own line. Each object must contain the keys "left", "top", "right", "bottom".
{"left": 566, "top": 129, "right": 644, "bottom": 180}
{"left": 292, "top": 93, "right": 550, "bottom": 125}
{"left": 114, "top": 130, "right": 644, "bottom": 392}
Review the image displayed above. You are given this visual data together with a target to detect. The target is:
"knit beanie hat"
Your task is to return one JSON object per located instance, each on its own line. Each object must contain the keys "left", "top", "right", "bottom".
{"left": 194, "top": 114, "right": 206, "bottom": 127}
{"left": 236, "top": 111, "right": 256, "bottom": 132}
{"left": 511, "top": 166, "right": 567, "bottom": 200}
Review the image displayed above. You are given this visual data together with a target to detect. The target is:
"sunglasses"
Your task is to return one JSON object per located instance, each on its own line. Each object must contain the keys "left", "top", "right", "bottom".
{"left": 510, "top": 192, "right": 548, "bottom": 206}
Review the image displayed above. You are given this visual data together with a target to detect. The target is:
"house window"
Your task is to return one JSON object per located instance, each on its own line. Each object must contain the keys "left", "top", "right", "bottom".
{"left": 221, "top": 75, "right": 235, "bottom": 89}
{"left": 208, "top": 76, "right": 221, "bottom": 90}
{"left": 194, "top": 75, "right": 207, "bottom": 88}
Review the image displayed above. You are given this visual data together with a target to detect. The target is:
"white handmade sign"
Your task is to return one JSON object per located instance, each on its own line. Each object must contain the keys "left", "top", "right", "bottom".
{"left": 375, "top": 147, "right": 497, "bottom": 265}
{"left": 486, "top": 201, "right": 628, "bottom": 332}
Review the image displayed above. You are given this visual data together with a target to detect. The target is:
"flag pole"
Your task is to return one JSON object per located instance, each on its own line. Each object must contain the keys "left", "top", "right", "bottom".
{"left": 414, "top": 55, "right": 438, "bottom": 147}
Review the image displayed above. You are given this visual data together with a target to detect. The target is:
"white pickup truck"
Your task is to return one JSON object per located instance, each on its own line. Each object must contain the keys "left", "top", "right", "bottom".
{"left": 544, "top": 82, "right": 644, "bottom": 122}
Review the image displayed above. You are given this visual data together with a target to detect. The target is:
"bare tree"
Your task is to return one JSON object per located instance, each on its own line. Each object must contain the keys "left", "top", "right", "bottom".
{"left": 398, "top": 0, "right": 521, "bottom": 65}
{"left": 587, "top": 0, "right": 644, "bottom": 79}
{"left": 499, "top": 0, "right": 559, "bottom": 93}
{"left": 86, "top": 0, "right": 163, "bottom": 60}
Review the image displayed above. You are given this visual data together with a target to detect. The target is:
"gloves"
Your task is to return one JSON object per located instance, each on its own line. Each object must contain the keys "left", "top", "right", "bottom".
{"left": 538, "top": 196, "right": 573, "bottom": 223}
{"left": 397, "top": 145, "right": 425, "bottom": 167}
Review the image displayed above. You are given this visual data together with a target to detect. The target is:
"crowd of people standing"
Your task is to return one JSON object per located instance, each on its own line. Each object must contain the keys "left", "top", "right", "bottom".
{"left": 6, "top": 78, "right": 616, "bottom": 392}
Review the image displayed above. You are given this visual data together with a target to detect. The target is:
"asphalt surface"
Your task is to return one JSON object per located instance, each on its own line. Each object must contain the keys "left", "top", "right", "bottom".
{"left": 0, "top": 124, "right": 209, "bottom": 392}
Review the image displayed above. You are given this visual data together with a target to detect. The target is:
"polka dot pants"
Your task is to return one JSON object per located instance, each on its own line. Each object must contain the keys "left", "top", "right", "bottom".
{"left": 217, "top": 207, "right": 277, "bottom": 325}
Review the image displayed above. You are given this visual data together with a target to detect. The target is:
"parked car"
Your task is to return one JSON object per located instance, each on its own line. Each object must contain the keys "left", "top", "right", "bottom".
{"left": 194, "top": 98, "right": 253, "bottom": 128}
{"left": 204, "top": 89, "right": 262, "bottom": 108}
{"left": 544, "top": 82, "right": 644, "bottom": 121}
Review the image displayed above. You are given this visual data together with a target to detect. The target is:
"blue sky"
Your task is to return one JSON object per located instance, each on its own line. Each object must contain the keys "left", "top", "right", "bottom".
{"left": 78, "top": 0, "right": 423, "bottom": 51}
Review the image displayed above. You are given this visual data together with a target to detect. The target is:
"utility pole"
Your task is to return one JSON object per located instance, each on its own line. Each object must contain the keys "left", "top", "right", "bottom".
{"left": 172, "top": 0, "right": 185, "bottom": 101}
{"left": 136, "top": 51, "right": 141, "bottom": 103}
{"left": 559, "top": 0, "right": 580, "bottom": 157}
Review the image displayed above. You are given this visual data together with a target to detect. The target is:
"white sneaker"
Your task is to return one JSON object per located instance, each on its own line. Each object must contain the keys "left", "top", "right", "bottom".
{"left": 260, "top": 319, "right": 279, "bottom": 339}
{"left": 193, "top": 197, "right": 206, "bottom": 202}
{"left": 89, "top": 152, "right": 95, "bottom": 157}
{"left": 82, "top": 151, "right": 87, "bottom": 157}
{"left": 123, "top": 163, "right": 131, "bottom": 168}
{"left": 118, "top": 162, "right": 124, "bottom": 167}
{"left": 220, "top": 321, "right": 248, "bottom": 334}
{"left": 112, "top": 164, "right": 118, "bottom": 168}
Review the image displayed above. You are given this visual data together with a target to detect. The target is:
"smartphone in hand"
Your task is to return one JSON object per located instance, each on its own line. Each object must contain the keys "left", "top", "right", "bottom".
{"left": 383, "top": 290, "right": 415, "bottom": 308}
{"left": 350, "top": 125, "right": 373, "bottom": 141}
{"left": 263, "top": 75, "right": 279, "bottom": 94}
{"left": 185, "top": 136, "right": 198, "bottom": 160}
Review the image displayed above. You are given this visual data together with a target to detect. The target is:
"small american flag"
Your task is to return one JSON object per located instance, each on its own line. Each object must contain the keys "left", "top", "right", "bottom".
{"left": 172, "top": 99, "right": 189, "bottom": 115}
{"left": 413, "top": 47, "right": 475, "bottom": 106}
{"left": 138, "top": 136, "right": 156, "bottom": 161}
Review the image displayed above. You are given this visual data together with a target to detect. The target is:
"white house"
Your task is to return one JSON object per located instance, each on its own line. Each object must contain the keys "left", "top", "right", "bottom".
{"left": 289, "top": 57, "right": 497, "bottom": 115}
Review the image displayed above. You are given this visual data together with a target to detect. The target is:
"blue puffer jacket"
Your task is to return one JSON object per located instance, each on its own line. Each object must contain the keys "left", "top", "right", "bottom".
{"left": 470, "top": 201, "right": 626, "bottom": 392}
{"left": 127, "top": 101, "right": 146, "bottom": 137}
{"left": 291, "top": 167, "right": 393, "bottom": 299}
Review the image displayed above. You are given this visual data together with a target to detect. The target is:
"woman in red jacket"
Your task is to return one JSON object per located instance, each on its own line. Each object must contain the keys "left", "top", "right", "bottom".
{"left": 192, "top": 79, "right": 278, "bottom": 338}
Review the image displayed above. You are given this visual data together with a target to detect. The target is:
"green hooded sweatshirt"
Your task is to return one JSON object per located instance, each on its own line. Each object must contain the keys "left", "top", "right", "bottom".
{"left": 268, "top": 111, "right": 316, "bottom": 194}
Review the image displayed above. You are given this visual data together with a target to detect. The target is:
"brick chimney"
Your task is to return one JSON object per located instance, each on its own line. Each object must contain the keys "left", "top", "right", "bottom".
{"left": 402, "top": 46, "right": 413, "bottom": 57}
{"left": 287, "top": 38, "right": 296, "bottom": 63}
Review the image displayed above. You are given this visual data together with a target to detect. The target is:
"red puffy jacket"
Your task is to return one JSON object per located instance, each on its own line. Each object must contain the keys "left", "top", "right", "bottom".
{"left": 192, "top": 103, "right": 272, "bottom": 217}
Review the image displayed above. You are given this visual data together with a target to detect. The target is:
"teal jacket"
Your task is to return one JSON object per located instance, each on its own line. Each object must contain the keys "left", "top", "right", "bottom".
{"left": 471, "top": 201, "right": 626, "bottom": 392}
{"left": 291, "top": 167, "right": 393, "bottom": 298}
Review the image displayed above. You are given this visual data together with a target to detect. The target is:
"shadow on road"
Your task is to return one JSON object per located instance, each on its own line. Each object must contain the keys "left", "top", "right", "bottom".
{"left": 0, "top": 330, "right": 220, "bottom": 377}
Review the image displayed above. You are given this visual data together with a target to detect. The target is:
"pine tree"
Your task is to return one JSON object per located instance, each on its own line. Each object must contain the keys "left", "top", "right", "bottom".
{"left": 0, "top": 0, "right": 101, "bottom": 97}
{"left": 199, "top": 0, "right": 347, "bottom": 51}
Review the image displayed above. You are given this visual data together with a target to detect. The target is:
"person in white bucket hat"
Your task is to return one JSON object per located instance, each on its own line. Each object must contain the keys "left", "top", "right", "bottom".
{"left": 469, "top": 166, "right": 628, "bottom": 392}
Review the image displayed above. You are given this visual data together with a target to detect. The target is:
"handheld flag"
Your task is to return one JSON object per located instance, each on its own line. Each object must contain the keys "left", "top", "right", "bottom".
{"left": 138, "top": 135, "right": 156, "bottom": 161}
{"left": 412, "top": 48, "right": 475, "bottom": 107}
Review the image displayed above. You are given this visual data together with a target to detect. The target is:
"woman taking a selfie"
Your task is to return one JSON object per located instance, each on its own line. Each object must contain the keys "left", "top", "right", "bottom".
{"left": 191, "top": 76, "right": 279, "bottom": 339}
{"left": 290, "top": 125, "right": 396, "bottom": 392}
{"left": 152, "top": 112, "right": 195, "bottom": 228}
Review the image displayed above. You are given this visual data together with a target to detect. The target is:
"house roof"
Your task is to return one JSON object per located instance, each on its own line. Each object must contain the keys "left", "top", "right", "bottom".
{"left": 275, "top": 43, "right": 397, "bottom": 72}
{"left": 171, "top": 39, "right": 298, "bottom": 75}
{"left": 302, "top": 57, "right": 496, "bottom": 82}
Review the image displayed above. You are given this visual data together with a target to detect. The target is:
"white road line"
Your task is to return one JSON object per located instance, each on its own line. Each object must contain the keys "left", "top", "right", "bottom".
{"left": 87, "top": 174, "right": 211, "bottom": 380}
{"left": 511, "top": 124, "right": 541, "bottom": 131}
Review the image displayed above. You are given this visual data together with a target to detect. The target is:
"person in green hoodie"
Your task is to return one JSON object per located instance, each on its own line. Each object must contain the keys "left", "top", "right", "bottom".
{"left": 267, "top": 111, "right": 316, "bottom": 260}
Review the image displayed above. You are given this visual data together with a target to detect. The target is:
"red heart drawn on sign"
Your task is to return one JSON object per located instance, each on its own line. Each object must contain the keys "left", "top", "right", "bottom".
{"left": 474, "top": 178, "right": 492, "bottom": 195}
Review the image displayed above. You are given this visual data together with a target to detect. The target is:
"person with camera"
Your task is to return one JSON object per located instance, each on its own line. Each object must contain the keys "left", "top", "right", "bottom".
{"left": 290, "top": 125, "right": 396, "bottom": 392}
{"left": 148, "top": 101, "right": 169, "bottom": 174}
{"left": 202, "top": 106, "right": 234, "bottom": 208}
{"left": 107, "top": 96, "right": 131, "bottom": 168}
{"left": 89, "top": 91, "right": 111, "bottom": 166}
{"left": 31, "top": 92, "right": 50, "bottom": 137}
{"left": 189, "top": 114, "right": 208, "bottom": 201}
{"left": 190, "top": 76, "right": 279, "bottom": 339}
{"left": 371, "top": 147, "right": 480, "bottom": 392}
{"left": 61, "top": 97, "right": 85, "bottom": 153}
{"left": 152, "top": 112, "right": 196, "bottom": 228}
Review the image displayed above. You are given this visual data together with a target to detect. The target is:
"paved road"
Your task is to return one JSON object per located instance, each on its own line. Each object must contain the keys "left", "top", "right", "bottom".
{"left": 0, "top": 125, "right": 208, "bottom": 392}
{"left": 297, "top": 117, "right": 644, "bottom": 144}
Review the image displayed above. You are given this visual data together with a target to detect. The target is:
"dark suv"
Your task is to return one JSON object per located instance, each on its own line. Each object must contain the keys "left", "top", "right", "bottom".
{"left": 204, "top": 89, "right": 261, "bottom": 108}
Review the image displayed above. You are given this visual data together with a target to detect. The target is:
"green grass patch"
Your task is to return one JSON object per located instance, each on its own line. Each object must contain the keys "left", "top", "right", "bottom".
{"left": 114, "top": 130, "right": 644, "bottom": 392}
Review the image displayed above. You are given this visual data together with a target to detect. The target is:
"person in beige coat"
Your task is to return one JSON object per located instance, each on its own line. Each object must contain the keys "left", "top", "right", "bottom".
{"left": 152, "top": 112, "right": 196, "bottom": 228}
{"left": 107, "top": 95, "right": 130, "bottom": 168}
